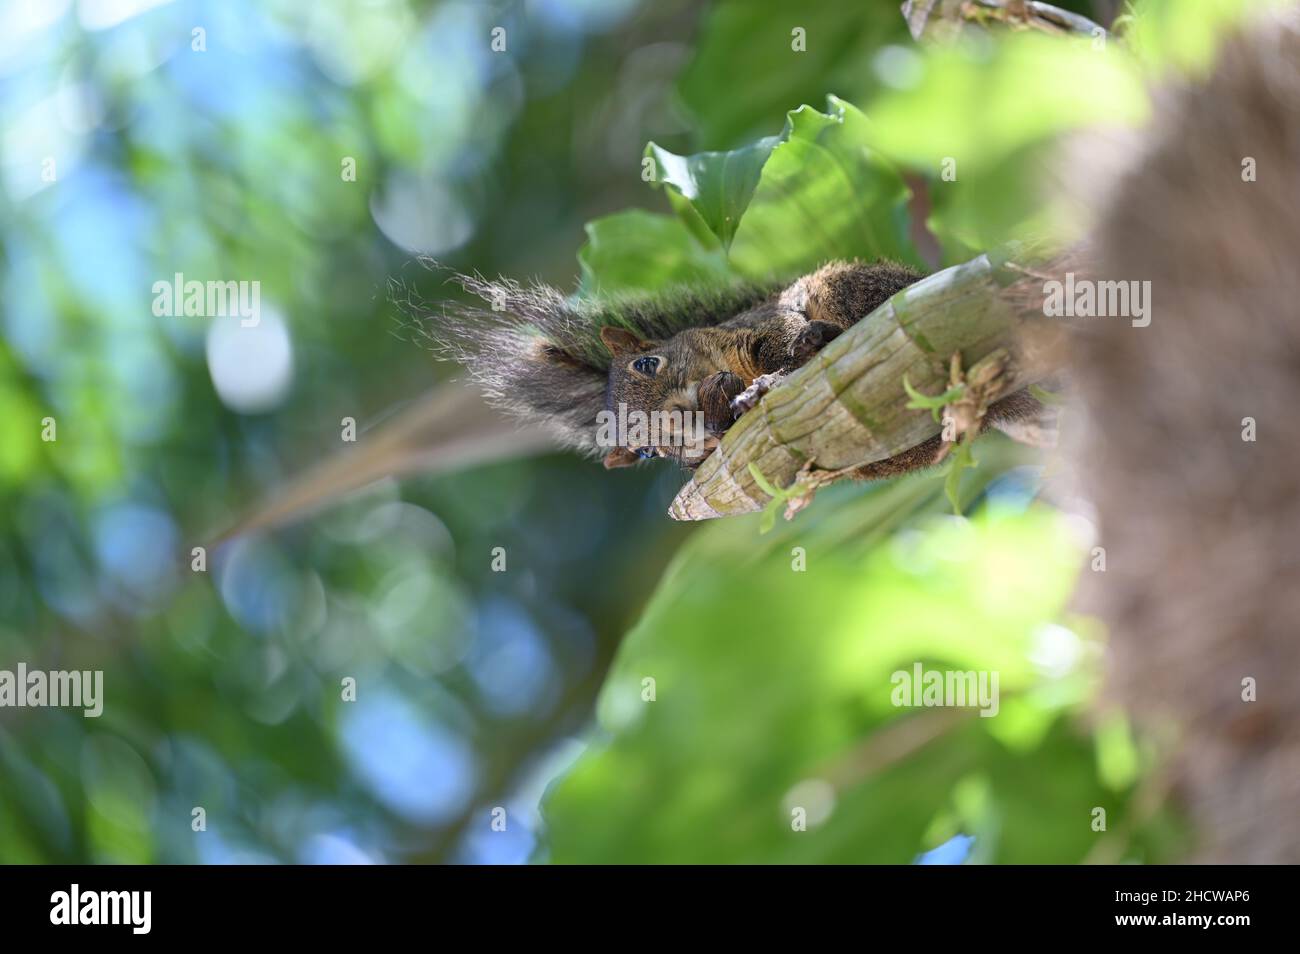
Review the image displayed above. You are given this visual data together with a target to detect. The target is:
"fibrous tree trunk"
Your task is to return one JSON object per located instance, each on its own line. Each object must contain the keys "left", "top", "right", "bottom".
{"left": 1067, "top": 8, "right": 1300, "bottom": 863}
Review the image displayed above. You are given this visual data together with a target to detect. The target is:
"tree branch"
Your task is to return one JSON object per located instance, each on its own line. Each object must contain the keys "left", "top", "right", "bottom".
{"left": 668, "top": 252, "right": 1063, "bottom": 521}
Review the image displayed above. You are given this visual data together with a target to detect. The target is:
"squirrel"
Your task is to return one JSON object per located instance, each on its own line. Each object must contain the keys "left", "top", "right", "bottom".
{"left": 423, "top": 259, "right": 1044, "bottom": 475}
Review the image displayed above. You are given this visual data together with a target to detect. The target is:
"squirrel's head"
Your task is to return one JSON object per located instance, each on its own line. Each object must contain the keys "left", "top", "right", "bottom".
{"left": 599, "top": 326, "right": 738, "bottom": 471}
{"left": 412, "top": 268, "right": 775, "bottom": 470}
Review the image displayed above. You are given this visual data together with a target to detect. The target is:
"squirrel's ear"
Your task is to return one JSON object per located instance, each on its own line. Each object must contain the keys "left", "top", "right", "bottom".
{"left": 600, "top": 326, "right": 645, "bottom": 357}
{"left": 603, "top": 447, "right": 641, "bottom": 469}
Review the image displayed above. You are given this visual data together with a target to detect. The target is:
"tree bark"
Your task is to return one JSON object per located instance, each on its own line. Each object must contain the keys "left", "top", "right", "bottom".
{"left": 1067, "top": 9, "right": 1300, "bottom": 863}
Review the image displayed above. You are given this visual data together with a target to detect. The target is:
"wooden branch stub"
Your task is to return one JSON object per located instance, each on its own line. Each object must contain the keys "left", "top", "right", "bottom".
{"left": 901, "top": 0, "right": 1106, "bottom": 42}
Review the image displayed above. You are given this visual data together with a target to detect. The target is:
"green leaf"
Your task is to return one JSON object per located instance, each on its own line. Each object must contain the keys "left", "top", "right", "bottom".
{"left": 646, "top": 137, "right": 779, "bottom": 252}
{"left": 727, "top": 97, "right": 922, "bottom": 277}
{"left": 0, "top": 374, "right": 43, "bottom": 486}
{"left": 865, "top": 35, "right": 1148, "bottom": 177}
{"left": 746, "top": 461, "right": 783, "bottom": 498}
{"left": 537, "top": 485, "right": 1150, "bottom": 864}
{"left": 646, "top": 97, "right": 922, "bottom": 279}
{"left": 944, "top": 440, "right": 977, "bottom": 514}
{"left": 903, "top": 373, "right": 965, "bottom": 422}
{"left": 747, "top": 463, "right": 789, "bottom": 534}
{"left": 676, "top": 0, "right": 911, "bottom": 149}
{"left": 860, "top": 33, "right": 1150, "bottom": 263}
{"left": 1123, "top": 0, "right": 1267, "bottom": 76}
{"left": 1095, "top": 709, "right": 1141, "bottom": 791}
{"left": 577, "top": 210, "right": 735, "bottom": 296}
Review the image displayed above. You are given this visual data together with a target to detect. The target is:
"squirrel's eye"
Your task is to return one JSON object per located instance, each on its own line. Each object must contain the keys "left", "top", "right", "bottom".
{"left": 632, "top": 356, "right": 660, "bottom": 375}
{"left": 635, "top": 447, "right": 655, "bottom": 460}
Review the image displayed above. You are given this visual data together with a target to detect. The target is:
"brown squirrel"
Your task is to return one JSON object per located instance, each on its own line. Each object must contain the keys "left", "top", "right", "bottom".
{"left": 425, "top": 259, "right": 1041, "bottom": 475}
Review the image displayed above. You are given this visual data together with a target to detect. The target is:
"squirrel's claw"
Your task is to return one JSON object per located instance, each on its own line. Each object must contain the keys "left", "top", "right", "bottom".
{"left": 730, "top": 371, "right": 787, "bottom": 419}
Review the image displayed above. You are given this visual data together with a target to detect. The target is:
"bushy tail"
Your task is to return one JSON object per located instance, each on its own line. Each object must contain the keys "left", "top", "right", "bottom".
{"left": 401, "top": 266, "right": 777, "bottom": 457}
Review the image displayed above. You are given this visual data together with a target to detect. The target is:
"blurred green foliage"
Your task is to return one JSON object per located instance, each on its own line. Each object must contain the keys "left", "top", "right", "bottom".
{"left": 541, "top": 469, "right": 1176, "bottom": 863}
{"left": 0, "top": 0, "right": 707, "bottom": 865}
{"left": 675, "top": 0, "right": 912, "bottom": 149}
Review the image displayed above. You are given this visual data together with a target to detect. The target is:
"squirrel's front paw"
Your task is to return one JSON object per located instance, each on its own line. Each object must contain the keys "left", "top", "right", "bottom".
{"left": 789, "top": 320, "right": 843, "bottom": 367}
{"left": 731, "top": 372, "right": 787, "bottom": 418}
{"left": 698, "top": 371, "right": 746, "bottom": 434}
